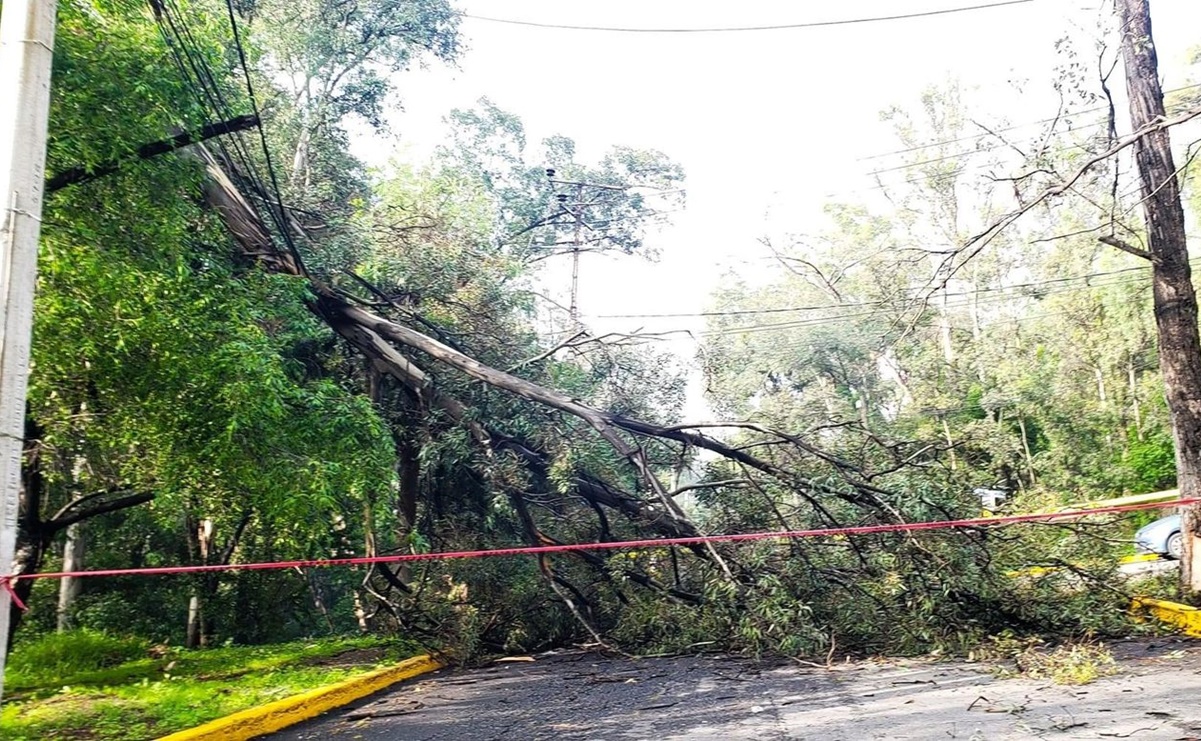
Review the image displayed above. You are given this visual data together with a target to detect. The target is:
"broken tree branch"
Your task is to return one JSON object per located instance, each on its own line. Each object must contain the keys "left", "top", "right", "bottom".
{"left": 1098, "top": 234, "right": 1154, "bottom": 261}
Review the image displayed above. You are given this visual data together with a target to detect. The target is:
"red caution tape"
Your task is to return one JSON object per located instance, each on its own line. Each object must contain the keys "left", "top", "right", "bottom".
{"left": 0, "top": 497, "right": 1193, "bottom": 610}
{"left": 0, "top": 577, "right": 26, "bottom": 611}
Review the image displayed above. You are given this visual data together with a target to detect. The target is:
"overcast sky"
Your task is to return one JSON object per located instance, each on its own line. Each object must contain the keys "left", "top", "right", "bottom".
{"left": 350, "top": 0, "right": 1201, "bottom": 416}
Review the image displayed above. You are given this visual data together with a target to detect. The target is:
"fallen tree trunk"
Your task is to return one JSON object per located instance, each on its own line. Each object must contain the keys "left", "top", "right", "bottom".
{"left": 192, "top": 145, "right": 936, "bottom": 642}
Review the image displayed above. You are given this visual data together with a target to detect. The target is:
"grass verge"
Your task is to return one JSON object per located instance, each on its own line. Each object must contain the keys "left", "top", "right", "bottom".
{"left": 1, "top": 632, "right": 424, "bottom": 741}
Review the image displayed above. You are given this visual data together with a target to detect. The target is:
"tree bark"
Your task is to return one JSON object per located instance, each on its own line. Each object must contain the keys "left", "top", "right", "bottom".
{"left": 1117, "top": 0, "right": 1201, "bottom": 594}
{"left": 10, "top": 421, "right": 48, "bottom": 645}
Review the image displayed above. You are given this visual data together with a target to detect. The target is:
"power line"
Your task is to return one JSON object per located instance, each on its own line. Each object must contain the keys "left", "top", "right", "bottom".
{"left": 857, "top": 83, "right": 1201, "bottom": 165}
{"left": 153, "top": 0, "right": 305, "bottom": 274}
{"left": 814, "top": 84, "right": 1201, "bottom": 200}
{"left": 222, "top": 0, "right": 304, "bottom": 276}
{"left": 596, "top": 263, "right": 1158, "bottom": 320}
{"left": 565, "top": 272, "right": 1152, "bottom": 341}
{"left": 155, "top": 2, "right": 274, "bottom": 210}
{"left": 462, "top": 1, "right": 1033, "bottom": 34}
{"left": 858, "top": 110, "right": 1100, "bottom": 163}
{"left": 867, "top": 123, "right": 1099, "bottom": 176}
{"left": 700, "top": 273, "right": 1152, "bottom": 337}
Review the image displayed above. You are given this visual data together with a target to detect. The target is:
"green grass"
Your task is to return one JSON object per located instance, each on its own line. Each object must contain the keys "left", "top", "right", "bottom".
{"left": 1, "top": 631, "right": 425, "bottom": 741}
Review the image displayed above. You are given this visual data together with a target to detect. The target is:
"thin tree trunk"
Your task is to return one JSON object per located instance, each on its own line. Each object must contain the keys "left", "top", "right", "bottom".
{"left": 971, "top": 281, "right": 986, "bottom": 383}
{"left": 353, "top": 591, "right": 369, "bottom": 633}
{"left": 1129, "top": 358, "right": 1144, "bottom": 440}
{"left": 1017, "top": 415, "right": 1037, "bottom": 485}
{"left": 305, "top": 571, "right": 336, "bottom": 634}
{"left": 939, "top": 290, "right": 954, "bottom": 364}
{"left": 942, "top": 417, "right": 957, "bottom": 471}
{"left": 56, "top": 523, "right": 83, "bottom": 632}
{"left": 396, "top": 434, "right": 420, "bottom": 584}
{"left": 186, "top": 594, "right": 202, "bottom": 649}
{"left": 1118, "top": 0, "right": 1201, "bottom": 594}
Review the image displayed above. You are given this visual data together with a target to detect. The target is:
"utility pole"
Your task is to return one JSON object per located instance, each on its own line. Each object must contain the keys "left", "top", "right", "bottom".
{"left": 0, "top": 0, "right": 58, "bottom": 701}
{"left": 570, "top": 182, "right": 583, "bottom": 325}
{"left": 1115, "top": 0, "right": 1201, "bottom": 594}
{"left": 544, "top": 170, "right": 627, "bottom": 327}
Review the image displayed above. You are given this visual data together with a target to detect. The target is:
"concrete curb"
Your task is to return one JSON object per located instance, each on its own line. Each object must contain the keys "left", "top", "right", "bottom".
{"left": 1131, "top": 596, "right": 1201, "bottom": 637}
{"left": 154, "top": 653, "right": 444, "bottom": 741}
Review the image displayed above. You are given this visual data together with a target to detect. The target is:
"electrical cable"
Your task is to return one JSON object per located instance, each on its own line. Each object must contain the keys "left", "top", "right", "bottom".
{"left": 709, "top": 274, "right": 1153, "bottom": 334}
{"left": 858, "top": 83, "right": 1201, "bottom": 164}
{"left": 574, "top": 271, "right": 1158, "bottom": 340}
{"left": 222, "top": 0, "right": 307, "bottom": 275}
{"left": 462, "top": 1, "right": 1033, "bottom": 34}
{"left": 154, "top": 0, "right": 304, "bottom": 273}
{"left": 597, "top": 261, "right": 1166, "bottom": 320}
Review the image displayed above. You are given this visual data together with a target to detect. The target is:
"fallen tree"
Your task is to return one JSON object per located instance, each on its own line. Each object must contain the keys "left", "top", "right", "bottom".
{"left": 193, "top": 145, "right": 1145, "bottom": 657}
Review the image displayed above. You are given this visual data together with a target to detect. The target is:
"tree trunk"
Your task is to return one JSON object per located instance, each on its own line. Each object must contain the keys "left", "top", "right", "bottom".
{"left": 939, "top": 289, "right": 954, "bottom": 364}
{"left": 1129, "top": 358, "right": 1144, "bottom": 440}
{"left": 396, "top": 433, "right": 420, "bottom": 584}
{"left": 186, "top": 594, "right": 203, "bottom": 649}
{"left": 1117, "top": 0, "right": 1201, "bottom": 594}
{"left": 397, "top": 438, "right": 420, "bottom": 533}
{"left": 9, "top": 420, "right": 47, "bottom": 644}
{"left": 942, "top": 417, "right": 957, "bottom": 471}
{"left": 1017, "top": 415, "right": 1037, "bottom": 485}
{"left": 56, "top": 522, "right": 83, "bottom": 632}
{"left": 182, "top": 510, "right": 251, "bottom": 646}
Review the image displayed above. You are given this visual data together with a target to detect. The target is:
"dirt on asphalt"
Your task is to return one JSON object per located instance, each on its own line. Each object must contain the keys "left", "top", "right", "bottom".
{"left": 270, "top": 637, "right": 1201, "bottom": 740}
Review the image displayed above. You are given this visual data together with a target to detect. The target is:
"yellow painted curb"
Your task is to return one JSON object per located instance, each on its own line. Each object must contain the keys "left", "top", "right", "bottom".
{"left": 1079, "top": 489, "right": 1179, "bottom": 510}
{"left": 155, "top": 653, "right": 444, "bottom": 741}
{"left": 1131, "top": 596, "right": 1201, "bottom": 638}
{"left": 1119, "top": 553, "right": 1162, "bottom": 564}
{"left": 991, "top": 489, "right": 1180, "bottom": 519}
{"left": 1006, "top": 553, "right": 1160, "bottom": 577}
{"left": 1006, "top": 565, "right": 1059, "bottom": 577}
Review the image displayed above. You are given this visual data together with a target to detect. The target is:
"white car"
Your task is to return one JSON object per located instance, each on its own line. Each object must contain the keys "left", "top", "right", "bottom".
{"left": 1134, "top": 515, "right": 1183, "bottom": 559}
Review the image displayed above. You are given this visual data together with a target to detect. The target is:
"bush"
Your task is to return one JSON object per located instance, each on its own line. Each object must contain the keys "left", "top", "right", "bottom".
{"left": 1125, "top": 431, "right": 1176, "bottom": 493}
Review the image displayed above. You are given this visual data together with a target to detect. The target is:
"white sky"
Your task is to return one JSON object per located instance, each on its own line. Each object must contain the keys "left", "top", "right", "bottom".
{"left": 349, "top": 0, "right": 1201, "bottom": 417}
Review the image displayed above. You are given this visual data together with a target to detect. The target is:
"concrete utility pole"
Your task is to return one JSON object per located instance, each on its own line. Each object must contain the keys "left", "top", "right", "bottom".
{"left": 1115, "top": 0, "right": 1201, "bottom": 594}
{"left": 0, "top": 0, "right": 58, "bottom": 702}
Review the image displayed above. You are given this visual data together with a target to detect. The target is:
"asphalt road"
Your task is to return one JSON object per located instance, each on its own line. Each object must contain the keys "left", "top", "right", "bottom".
{"left": 272, "top": 637, "right": 1201, "bottom": 740}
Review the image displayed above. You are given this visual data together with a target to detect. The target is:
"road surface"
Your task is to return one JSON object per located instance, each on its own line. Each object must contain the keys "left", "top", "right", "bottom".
{"left": 1121, "top": 557, "right": 1179, "bottom": 576}
{"left": 273, "top": 637, "right": 1201, "bottom": 740}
